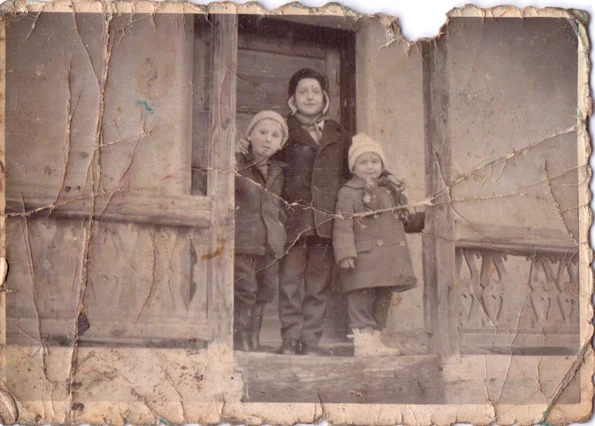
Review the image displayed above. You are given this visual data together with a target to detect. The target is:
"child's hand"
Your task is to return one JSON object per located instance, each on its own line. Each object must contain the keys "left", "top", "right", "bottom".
{"left": 339, "top": 257, "right": 356, "bottom": 269}
{"left": 236, "top": 137, "right": 250, "bottom": 155}
{"left": 386, "top": 174, "right": 406, "bottom": 191}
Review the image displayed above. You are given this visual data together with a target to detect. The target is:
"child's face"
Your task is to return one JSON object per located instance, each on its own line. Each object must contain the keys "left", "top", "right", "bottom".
{"left": 353, "top": 152, "right": 383, "bottom": 181}
{"left": 249, "top": 119, "right": 284, "bottom": 159}
{"left": 294, "top": 78, "right": 324, "bottom": 118}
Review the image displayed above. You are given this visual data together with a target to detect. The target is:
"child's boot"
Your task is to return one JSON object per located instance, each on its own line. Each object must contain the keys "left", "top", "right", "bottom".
{"left": 352, "top": 328, "right": 375, "bottom": 356}
{"left": 353, "top": 328, "right": 400, "bottom": 357}
{"left": 249, "top": 302, "right": 265, "bottom": 351}
{"left": 233, "top": 303, "right": 252, "bottom": 351}
{"left": 372, "top": 330, "right": 401, "bottom": 356}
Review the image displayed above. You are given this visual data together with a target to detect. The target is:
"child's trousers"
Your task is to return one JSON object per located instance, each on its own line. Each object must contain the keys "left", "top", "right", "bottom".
{"left": 278, "top": 236, "right": 333, "bottom": 343}
{"left": 346, "top": 287, "right": 394, "bottom": 330}
{"left": 234, "top": 253, "right": 277, "bottom": 321}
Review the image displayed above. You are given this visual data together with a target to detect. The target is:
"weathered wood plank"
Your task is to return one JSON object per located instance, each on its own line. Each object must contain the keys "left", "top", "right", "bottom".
{"left": 237, "top": 31, "right": 328, "bottom": 59}
{"left": 236, "top": 49, "right": 325, "bottom": 114}
{"left": 339, "top": 30, "right": 357, "bottom": 136}
{"left": 236, "top": 353, "right": 444, "bottom": 404}
{"left": 421, "top": 38, "right": 459, "bottom": 357}
{"left": 460, "top": 332, "right": 579, "bottom": 355}
{"left": 191, "top": 16, "right": 212, "bottom": 196}
{"left": 455, "top": 221, "right": 579, "bottom": 254}
{"left": 0, "top": 19, "right": 6, "bottom": 376}
{"left": 6, "top": 192, "right": 211, "bottom": 228}
{"left": 324, "top": 47, "right": 341, "bottom": 122}
{"left": 207, "top": 14, "right": 237, "bottom": 346}
{"left": 6, "top": 317, "right": 211, "bottom": 348}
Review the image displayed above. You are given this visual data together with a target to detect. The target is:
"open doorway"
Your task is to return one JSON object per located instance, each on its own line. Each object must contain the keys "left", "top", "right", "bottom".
{"left": 234, "top": 15, "right": 357, "bottom": 352}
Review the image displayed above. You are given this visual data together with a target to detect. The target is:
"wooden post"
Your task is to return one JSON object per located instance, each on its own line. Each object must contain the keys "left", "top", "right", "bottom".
{"left": 421, "top": 38, "right": 459, "bottom": 357}
{"left": 0, "top": 18, "right": 6, "bottom": 371}
{"left": 207, "top": 13, "right": 237, "bottom": 346}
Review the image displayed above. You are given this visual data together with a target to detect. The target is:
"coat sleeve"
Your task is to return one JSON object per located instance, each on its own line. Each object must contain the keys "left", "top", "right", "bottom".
{"left": 333, "top": 187, "right": 358, "bottom": 263}
{"left": 404, "top": 212, "right": 426, "bottom": 233}
{"left": 397, "top": 191, "right": 426, "bottom": 233}
{"left": 277, "top": 173, "right": 288, "bottom": 226}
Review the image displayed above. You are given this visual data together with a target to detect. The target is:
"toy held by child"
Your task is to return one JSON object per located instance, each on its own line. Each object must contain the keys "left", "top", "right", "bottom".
{"left": 233, "top": 110, "right": 289, "bottom": 352}
{"left": 332, "top": 133, "right": 425, "bottom": 357}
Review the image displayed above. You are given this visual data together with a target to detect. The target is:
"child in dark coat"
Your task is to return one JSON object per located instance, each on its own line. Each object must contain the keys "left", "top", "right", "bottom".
{"left": 272, "top": 68, "right": 353, "bottom": 355}
{"left": 333, "top": 133, "right": 425, "bottom": 356}
{"left": 234, "top": 110, "right": 288, "bottom": 351}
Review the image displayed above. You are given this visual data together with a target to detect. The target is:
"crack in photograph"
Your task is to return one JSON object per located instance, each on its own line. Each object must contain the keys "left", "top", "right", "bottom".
{"left": 0, "top": 3, "right": 592, "bottom": 425}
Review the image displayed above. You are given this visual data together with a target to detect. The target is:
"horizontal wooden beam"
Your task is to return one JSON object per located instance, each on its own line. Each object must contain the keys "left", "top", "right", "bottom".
{"left": 455, "top": 221, "right": 578, "bottom": 255}
{"left": 6, "top": 191, "right": 211, "bottom": 228}
{"left": 6, "top": 316, "right": 211, "bottom": 348}
{"left": 460, "top": 332, "right": 579, "bottom": 355}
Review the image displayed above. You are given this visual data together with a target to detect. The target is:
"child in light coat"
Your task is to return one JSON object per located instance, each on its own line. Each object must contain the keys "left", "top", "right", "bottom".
{"left": 332, "top": 133, "right": 425, "bottom": 356}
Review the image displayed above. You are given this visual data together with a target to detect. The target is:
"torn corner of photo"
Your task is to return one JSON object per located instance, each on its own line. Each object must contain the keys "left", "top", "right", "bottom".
{"left": 0, "top": 2, "right": 592, "bottom": 425}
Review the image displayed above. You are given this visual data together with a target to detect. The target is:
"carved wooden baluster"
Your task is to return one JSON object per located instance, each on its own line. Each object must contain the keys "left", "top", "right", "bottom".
{"left": 467, "top": 250, "right": 485, "bottom": 328}
{"left": 455, "top": 248, "right": 473, "bottom": 327}
{"left": 479, "top": 251, "right": 506, "bottom": 327}
{"left": 528, "top": 258, "right": 551, "bottom": 328}
{"left": 557, "top": 259, "right": 578, "bottom": 326}
{"left": 187, "top": 231, "right": 210, "bottom": 320}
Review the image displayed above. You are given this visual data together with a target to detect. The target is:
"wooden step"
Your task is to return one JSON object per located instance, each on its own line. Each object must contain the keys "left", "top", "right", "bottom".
{"left": 235, "top": 352, "right": 444, "bottom": 404}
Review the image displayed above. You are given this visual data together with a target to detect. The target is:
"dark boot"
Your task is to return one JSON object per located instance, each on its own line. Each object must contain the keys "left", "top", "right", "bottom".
{"left": 277, "top": 338, "right": 300, "bottom": 355}
{"left": 234, "top": 329, "right": 251, "bottom": 352}
{"left": 249, "top": 302, "right": 265, "bottom": 351}
{"left": 234, "top": 302, "right": 252, "bottom": 351}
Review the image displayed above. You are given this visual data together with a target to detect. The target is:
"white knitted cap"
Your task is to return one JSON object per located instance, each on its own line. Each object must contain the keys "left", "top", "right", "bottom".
{"left": 348, "top": 133, "right": 387, "bottom": 172}
{"left": 245, "top": 110, "right": 289, "bottom": 147}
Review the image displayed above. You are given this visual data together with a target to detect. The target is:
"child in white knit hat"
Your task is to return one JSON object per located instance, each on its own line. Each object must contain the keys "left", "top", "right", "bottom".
{"left": 333, "top": 133, "right": 425, "bottom": 356}
{"left": 233, "top": 110, "right": 289, "bottom": 352}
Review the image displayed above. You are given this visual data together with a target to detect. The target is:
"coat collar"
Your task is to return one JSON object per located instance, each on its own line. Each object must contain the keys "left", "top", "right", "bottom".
{"left": 343, "top": 176, "right": 391, "bottom": 190}
{"left": 236, "top": 150, "right": 287, "bottom": 183}
{"left": 286, "top": 115, "right": 342, "bottom": 150}
{"left": 343, "top": 176, "right": 367, "bottom": 189}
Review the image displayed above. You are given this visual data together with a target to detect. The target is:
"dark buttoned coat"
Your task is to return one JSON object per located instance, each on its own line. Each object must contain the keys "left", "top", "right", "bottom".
{"left": 275, "top": 116, "right": 352, "bottom": 243}
{"left": 234, "top": 151, "right": 287, "bottom": 259}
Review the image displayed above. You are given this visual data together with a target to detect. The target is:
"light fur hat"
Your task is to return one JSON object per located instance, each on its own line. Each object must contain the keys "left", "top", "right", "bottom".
{"left": 245, "top": 110, "right": 289, "bottom": 147}
{"left": 348, "top": 133, "right": 387, "bottom": 172}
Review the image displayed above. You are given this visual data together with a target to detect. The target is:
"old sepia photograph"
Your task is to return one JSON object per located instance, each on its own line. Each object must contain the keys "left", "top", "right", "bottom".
{"left": 0, "top": 2, "right": 592, "bottom": 424}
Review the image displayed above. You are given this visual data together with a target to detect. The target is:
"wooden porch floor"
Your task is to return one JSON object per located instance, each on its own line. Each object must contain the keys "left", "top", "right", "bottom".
{"left": 235, "top": 352, "right": 444, "bottom": 404}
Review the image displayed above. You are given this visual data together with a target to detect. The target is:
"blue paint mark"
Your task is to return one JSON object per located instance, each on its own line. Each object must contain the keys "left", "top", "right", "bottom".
{"left": 136, "top": 99, "right": 154, "bottom": 114}
{"left": 536, "top": 410, "right": 552, "bottom": 426}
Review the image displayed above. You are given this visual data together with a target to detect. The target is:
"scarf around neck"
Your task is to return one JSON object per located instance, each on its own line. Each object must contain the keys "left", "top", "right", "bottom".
{"left": 288, "top": 91, "right": 331, "bottom": 143}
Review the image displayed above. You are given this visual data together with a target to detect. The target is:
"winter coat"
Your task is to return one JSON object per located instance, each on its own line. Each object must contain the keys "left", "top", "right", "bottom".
{"left": 275, "top": 116, "right": 351, "bottom": 243}
{"left": 234, "top": 151, "right": 287, "bottom": 259}
{"left": 332, "top": 176, "right": 425, "bottom": 293}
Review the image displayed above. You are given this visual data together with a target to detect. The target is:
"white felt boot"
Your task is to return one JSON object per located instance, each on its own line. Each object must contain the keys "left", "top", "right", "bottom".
{"left": 353, "top": 329, "right": 400, "bottom": 356}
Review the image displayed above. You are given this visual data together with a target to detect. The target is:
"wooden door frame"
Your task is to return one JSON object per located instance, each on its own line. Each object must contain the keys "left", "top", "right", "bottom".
{"left": 205, "top": 13, "right": 237, "bottom": 346}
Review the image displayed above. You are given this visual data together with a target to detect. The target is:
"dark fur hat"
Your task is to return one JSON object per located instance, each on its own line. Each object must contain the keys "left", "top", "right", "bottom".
{"left": 287, "top": 68, "right": 329, "bottom": 98}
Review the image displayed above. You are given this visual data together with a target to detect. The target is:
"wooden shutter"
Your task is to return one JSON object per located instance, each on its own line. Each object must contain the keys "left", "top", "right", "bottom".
{"left": 4, "top": 13, "right": 237, "bottom": 348}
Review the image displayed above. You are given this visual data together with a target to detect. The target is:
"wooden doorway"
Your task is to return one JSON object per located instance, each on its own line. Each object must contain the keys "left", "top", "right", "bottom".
{"left": 236, "top": 16, "right": 356, "bottom": 349}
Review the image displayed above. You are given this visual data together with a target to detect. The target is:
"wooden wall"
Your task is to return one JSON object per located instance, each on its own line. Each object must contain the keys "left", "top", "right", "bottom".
{"left": 4, "top": 13, "right": 213, "bottom": 346}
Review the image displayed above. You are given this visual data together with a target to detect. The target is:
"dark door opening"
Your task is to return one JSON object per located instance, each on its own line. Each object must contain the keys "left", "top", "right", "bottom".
{"left": 236, "top": 15, "right": 357, "bottom": 350}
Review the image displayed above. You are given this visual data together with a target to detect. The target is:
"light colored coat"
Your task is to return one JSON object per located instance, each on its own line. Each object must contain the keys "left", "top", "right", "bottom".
{"left": 332, "top": 176, "right": 424, "bottom": 293}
